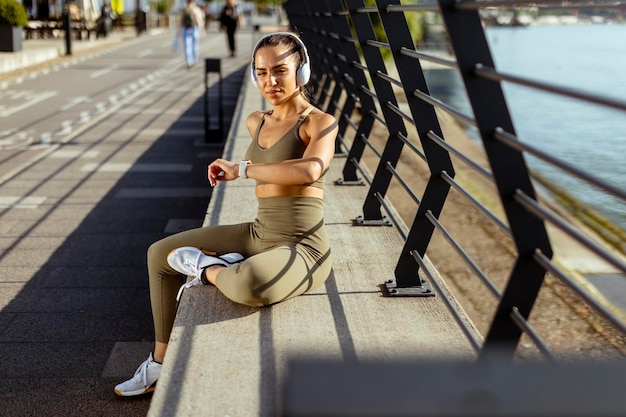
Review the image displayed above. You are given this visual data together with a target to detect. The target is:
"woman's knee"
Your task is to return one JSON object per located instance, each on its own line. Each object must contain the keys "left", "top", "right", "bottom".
{"left": 147, "top": 238, "right": 168, "bottom": 263}
{"left": 219, "top": 273, "right": 274, "bottom": 307}
{"left": 217, "top": 265, "right": 308, "bottom": 307}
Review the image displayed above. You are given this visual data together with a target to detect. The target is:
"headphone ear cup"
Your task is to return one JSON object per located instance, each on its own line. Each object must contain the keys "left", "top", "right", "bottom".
{"left": 250, "top": 62, "right": 258, "bottom": 87}
{"left": 296, "top": 62, "right": 311, "bottom": 86}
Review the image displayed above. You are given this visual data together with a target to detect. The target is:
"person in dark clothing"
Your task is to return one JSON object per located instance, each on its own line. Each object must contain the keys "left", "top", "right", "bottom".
{"left": 220, "top": 0, "right": 239, "bottom": 57}
{"left": 97, "top": 2, "right": 113, "bottom": 38}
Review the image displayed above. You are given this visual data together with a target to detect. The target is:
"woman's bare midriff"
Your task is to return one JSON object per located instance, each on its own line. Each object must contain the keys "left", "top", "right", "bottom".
{"left": 255, "top": 184, "right": 324, "bottom": 199}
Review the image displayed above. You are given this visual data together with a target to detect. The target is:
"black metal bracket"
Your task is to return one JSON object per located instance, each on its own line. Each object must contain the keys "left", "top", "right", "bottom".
{"left": 335, "top": 178, "right": 366, "bottom": 186}
{"left": 352, "top": 215, "right": 392, "bottom": 227}
{"left": 382, "top": 279, "right": 435, "bottom": 297}
{"left": 204, "top": 58, "right": 223, "bottom": 143}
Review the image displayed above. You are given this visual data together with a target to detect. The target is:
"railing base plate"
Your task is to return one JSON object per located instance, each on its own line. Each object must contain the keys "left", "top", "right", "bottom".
{"left": 382, "top": 279, "right": 435, "bottom": 297}
{"left": 335, "top": 178, "right": 365, "bottom": 186}
{"left": 352, "top": 215, "right": 392, "bottom": 226}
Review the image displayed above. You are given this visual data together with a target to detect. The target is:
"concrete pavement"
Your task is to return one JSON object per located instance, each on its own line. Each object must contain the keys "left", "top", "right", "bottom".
{"left": 0, "top": 26, "right": 141, "bottom": 76}
{"left": 0, "top": 26, "right": 255, "bottom": 416}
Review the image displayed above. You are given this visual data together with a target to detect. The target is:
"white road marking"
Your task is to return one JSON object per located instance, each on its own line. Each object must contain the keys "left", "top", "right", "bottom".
{"left": 0, "top": 196, "right": 47, "bottom": 209}
{"left": 116, "top": 188, "right": 209, "bottom": 198}
{"left": 89, "top": 64, "right": 120, "bottom": 79}
{"left": 81, "top": 162, "right": 192, "bottom": 172}
{"left": 0, "top": 90, "right": 58, "bottom": 117}
{"left": 50, "top": 149, "right": 99, "bottom": 158}
{"left": 137, "top": 49, "right": 153, "bottom": 58}
{"left": 60, "top": 96, "right": 90, "bottom": 111}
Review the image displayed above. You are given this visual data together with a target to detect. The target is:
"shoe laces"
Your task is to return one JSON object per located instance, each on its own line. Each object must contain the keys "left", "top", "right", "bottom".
{"left": 175, "top": 250, "right": 203, "bottom": 301}
{"left": 176, "top": 276, "right": 200, "bottom": 301}
{"left": 175, "top": 252, "right": 236, "bottom": 302}
{"left": 133, "top": 356, "right": 153, "bottom": 388}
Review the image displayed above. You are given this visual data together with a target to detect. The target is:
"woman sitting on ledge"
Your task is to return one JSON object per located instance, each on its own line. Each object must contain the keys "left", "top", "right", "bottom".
{"left": 114, "top": 31, "right": 338, "bottom": 397}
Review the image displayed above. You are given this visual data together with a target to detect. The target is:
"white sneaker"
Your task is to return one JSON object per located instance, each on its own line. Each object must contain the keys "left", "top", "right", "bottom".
{"left": 168, "top": 246, "right": 244, "bottom": 301}
{"left": 114, "top": 352, "right": 162, "bottom": 397}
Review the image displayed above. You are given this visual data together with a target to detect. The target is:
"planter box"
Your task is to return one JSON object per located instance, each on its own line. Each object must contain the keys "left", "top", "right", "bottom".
{"left": 0, "top": 25, "right": 23, "bottom": 52}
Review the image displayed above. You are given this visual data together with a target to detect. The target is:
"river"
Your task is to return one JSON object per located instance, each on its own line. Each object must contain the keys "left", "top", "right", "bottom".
{"left": 423, "top": 23, "right": 626, "bottom": 230}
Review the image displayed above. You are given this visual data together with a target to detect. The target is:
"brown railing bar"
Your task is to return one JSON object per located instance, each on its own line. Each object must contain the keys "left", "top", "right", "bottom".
{"left": 342, "top": 113, "right": 358, "bottom": 132}
{"left": 509, "top": 307, "right": 558, "bottom": 362}
{"left": 386, "top": 3, "right": 441, "bottom": 12}
{"left": 354, "top": 6, "right": 378, "bottom": 13}
{"left": 425, "top": 210, "right": 502, "bottom": 298}
{"left": 514, "top": 190, "right": 626, "bottom": 272}
{"left": 367, "top": 109, "right": 387, "bottom": 126}
{"left": 386, "top": 102, "right": 415, "bottom": 126}
{"left": 376, "top": 70, "right": 403, "bottom": 88}
{"left": 359, "top": 133, "right": 384, "bottom": 159}
{"left": 396, "top": 132, "right": 426, "bottom": 163}
{"left": 494, "top": 128, "right": 626, "bottom": 200}
{"left": 365, "top": 39, "right": 391, "bottom": 51}
{"left": 413, "top": 89, "right": 477, "bottom": 127}
{"left": 426, "top": 131, "right": 493, "bottom": 181}
{"left": 475, "top": 64, "right": 626, "bottom": 113}
{"left": 385, "top": 161, "right": 422, "bottom": 206}
{"left": 400, "top": 46, "right": 458, "bottom": 69}
{"left": 359, "top": 85, "right": 378, "bottom": 100}
{"left": 375, "top": 192, "right": 408, "bottom": 240}
{"left": 454, "top": 0, "right": 623, "bottom": 11}
{"left": 534, "top": 250, "right": 626, "bottom": 335}
{"left": 352, "top": 61, "right": 368, "bottom": 73}
{"left": 441, "top": 171, "right": 512, "bottom": 237}
{"left": 410, "top": 248, "right": 483, "bottom": 352}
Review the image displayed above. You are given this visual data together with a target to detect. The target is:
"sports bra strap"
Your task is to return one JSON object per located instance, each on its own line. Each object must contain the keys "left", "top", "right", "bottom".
{"left": 298, "top": 105, "right": 315, "bottom": 121}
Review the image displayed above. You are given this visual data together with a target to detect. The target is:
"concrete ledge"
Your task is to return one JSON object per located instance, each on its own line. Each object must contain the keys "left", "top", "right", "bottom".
{"left": 148, "top": 77, "right": 477, "bottom": 417}
{"left": 0, "top": 45, "right": 58, "bottom": 74}
{"left": 0, "top": 29, "right": 133, "bottom": 75}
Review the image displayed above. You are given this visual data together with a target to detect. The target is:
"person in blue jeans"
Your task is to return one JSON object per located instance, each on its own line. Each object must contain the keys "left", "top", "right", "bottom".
{"left": 180, "top": 0, "right": 205, "bottom": 68}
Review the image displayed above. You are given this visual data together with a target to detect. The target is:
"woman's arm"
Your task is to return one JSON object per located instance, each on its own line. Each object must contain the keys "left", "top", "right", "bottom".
{"left": 209, "top": 111, "right": 338, "bottom": 187}
{"left": 245, "top": 112, "right": 338, "bottom": 185}
{"left": 207, "top": 111, "right": 264, "bottom": 186}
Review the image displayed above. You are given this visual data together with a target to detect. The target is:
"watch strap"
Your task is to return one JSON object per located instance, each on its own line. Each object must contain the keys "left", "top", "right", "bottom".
{"left": 239, "top": 160, "right": 251, "bottom": 179}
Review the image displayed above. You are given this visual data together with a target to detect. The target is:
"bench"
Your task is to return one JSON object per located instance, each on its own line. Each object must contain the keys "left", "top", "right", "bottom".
{"left": 147, "top": 76, "right": 476, "bottom": 417}
{"left": 24, "top": 19, "right": 96, "bottom": 41}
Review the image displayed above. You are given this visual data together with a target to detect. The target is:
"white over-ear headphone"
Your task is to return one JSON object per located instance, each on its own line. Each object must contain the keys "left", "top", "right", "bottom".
{"left": 250, "top": 32, "right": 311, "bottom": 88}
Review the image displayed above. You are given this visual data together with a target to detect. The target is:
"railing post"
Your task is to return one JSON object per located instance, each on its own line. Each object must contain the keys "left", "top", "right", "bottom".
{"left": 437, "top": 0, "right": 553, "bottom": 357}
{"left": 285, "top": 0, "right": 371, "bottom": 184}
{"left": 324, "top": 0, "right": 377, "bottom": 180}
{"left": 372, "top": 0, "right": 455, "bottom": 293}
{"left": 292, "top": 1, "right": 356, "bottom": 159}
{"left": 315, "top": 1, "right": 358, "bottom": 158}
{"left": 345, "top": 0, "right": 408, "bottom": 224}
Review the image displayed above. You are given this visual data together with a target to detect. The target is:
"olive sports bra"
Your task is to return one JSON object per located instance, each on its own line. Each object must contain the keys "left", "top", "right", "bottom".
{"left": 244, "top": 105, "right": 327, "bottom": 189}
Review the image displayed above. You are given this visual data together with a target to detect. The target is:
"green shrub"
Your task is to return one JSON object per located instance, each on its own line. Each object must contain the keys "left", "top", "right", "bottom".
{"left": 151, "top": 0, "right": 170, "bottom": 14}
{"left": 0, "top": 0, "right": 28, "bottom": 27}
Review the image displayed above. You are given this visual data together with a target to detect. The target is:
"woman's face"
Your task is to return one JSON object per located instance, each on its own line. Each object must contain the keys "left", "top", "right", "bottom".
{"left": 254, "top": 45, "right": 300, "bottom": 105}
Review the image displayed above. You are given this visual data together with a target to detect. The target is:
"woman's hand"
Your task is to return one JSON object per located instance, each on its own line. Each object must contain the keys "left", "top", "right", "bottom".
{"left": 208, "top": 158, "right": 238, "bottom": 187}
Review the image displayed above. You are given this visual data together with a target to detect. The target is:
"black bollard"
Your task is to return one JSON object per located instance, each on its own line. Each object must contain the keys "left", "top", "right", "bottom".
{"left": 204, "top": 58, "right": 223, "bottom": 143}
{"left": 63, "top": 8, "right": 72, "bottom": 55}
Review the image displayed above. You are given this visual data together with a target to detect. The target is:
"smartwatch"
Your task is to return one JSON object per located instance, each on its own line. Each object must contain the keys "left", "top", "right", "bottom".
{"left": 239, "top": 160, "right": 251, "bottom": 179}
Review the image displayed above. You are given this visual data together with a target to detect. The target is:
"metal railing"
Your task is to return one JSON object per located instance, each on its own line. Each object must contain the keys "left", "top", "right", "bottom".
{"left": 283, "top": 0, "right": 626, "bottom": 360}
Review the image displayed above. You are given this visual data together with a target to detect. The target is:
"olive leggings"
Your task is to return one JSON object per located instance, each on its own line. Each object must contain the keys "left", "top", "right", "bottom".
{"left": 147, "top": 196, "right": 332, "bottom": 343}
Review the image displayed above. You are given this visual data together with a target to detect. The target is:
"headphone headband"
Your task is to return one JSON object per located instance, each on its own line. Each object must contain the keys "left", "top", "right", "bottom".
{"left": 250, "top": 32, "right": 311, "bottom": 87}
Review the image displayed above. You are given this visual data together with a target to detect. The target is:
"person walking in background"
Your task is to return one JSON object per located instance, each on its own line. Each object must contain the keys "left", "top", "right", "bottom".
{"left": 180, "top": 0, "right": 205, "bottom": 68}
{"left": 220, "top": 0, "right": 239, "bottom": 57}
{"left": 114, "top": 31, "right": 338, "bottom": 397}
{"left": 97, "top": 2, "right": 113, "bottom": 38}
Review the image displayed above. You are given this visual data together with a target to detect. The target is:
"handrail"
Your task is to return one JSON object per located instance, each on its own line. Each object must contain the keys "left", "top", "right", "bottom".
{"left": 283, "top": 0, "right": 626, "bottom": 362}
